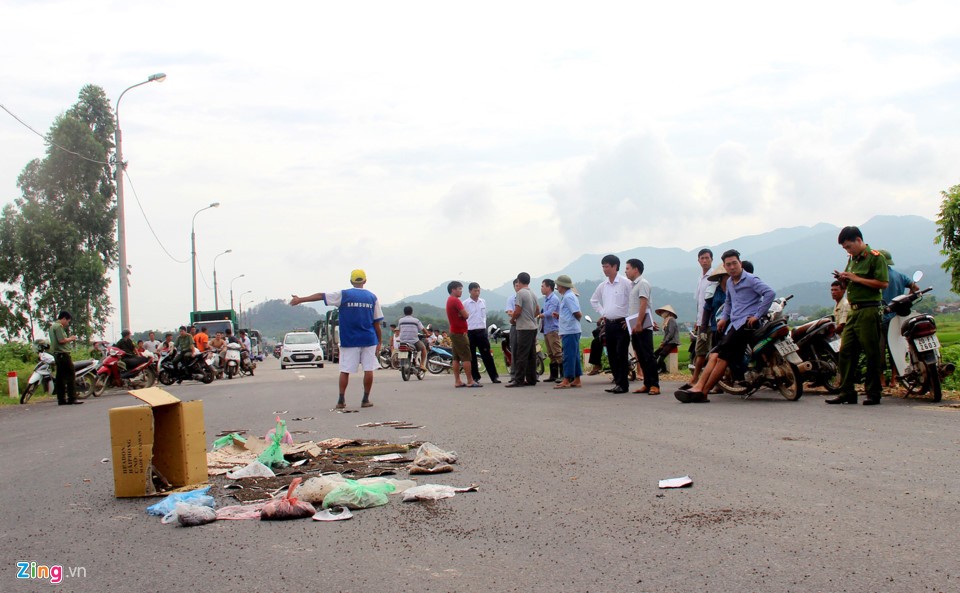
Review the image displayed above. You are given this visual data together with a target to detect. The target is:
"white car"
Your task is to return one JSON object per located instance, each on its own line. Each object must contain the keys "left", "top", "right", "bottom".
{"left": 280, "top": 332, "right": 325, "bottom": 370}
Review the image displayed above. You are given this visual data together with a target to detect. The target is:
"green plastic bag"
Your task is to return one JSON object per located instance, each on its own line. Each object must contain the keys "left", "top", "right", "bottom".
{"left": 257, "top": 418, "right": 289, "bottom": 468}
{"left": 322, "top": 479, "right": 396, "bottom": 509}
{"left": 211, "top": 432, "right": 247, "bottom": 451}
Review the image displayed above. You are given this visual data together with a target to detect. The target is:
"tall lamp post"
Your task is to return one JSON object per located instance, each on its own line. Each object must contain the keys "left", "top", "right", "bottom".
{"left": 239, "top": 290, "right": 253, "bottom": 329}
{"left": 191, "top": 202, "right": 220, "bottom": 312}
{"left": 229, "top": 274, "right": 245, "bottom": 311}
{"left": 114, "top": 72, "right": 166, "bottom": 331}
{"left": 212, "top": 249, "right": 232, "bottom": 310}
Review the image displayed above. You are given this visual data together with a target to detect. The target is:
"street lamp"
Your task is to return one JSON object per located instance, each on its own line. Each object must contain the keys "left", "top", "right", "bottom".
{"left": 229, "top": 274, "right": 245, "bottom": 311}
{"left": 239, "top": 290, "right": 253, "bottom": 328}
{"left": 191, "top": 202, "right": 220, "bottom": 312}
{"left": 212, "top": 249, "right": 232, "bottom": 310}
{"left": 114, "top": 72, "right": 166, "bottom": 331}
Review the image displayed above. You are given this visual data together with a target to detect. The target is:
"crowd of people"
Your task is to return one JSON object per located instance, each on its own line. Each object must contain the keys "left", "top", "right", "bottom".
{"left": 290, "top": 225, "right": 917, "bottom": 411}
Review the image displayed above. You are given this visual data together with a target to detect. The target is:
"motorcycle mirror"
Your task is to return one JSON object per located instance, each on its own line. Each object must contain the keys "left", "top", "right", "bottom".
{"left": 584, "top": 315, "right": 593, "bottom": 323}
{"left": 912, "top": 270, "right": 923, "bottom": 283}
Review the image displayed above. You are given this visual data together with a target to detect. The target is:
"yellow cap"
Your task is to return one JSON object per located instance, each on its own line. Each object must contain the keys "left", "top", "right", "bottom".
{"left": 350, "top": 269, "right": 367, "bottom": 283}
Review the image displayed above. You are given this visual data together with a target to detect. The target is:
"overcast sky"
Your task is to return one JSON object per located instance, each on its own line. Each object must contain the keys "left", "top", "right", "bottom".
{"left": 2, "top": 0, "right": 959, "bottom": 336}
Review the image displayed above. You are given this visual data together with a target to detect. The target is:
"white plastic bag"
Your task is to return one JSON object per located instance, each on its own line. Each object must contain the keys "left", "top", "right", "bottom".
{"left": 161, "top": 502, "right": 217, "bottom": 526}
{"left": 411, "top": 442, "right": 457, "bottom": 469}
{"left": 401, "top": 484, "right": 478, "bottom": 502}
{"left": 296, "top": 473, "right": 347, "bottom": 503}
{"left": 226, "top": 460, "right": 276, "bottom": 479}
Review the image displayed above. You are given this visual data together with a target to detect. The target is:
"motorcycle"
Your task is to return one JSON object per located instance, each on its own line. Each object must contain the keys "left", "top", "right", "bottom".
{"left": 157, "top": 348, "right": 215, "bottom": 385}
{"left": 426, "top": 343, "right": 487, "bottom": 375}
{"left": 20, "top": 344, "right": 54, "bottom": 404}
{"left": 717, "top": 295, "right": 812, "bottom": 400}
{"left": 378, "top": 346, "right": 399, "bottom": 369}
{"left": 886, "top": 272, "right": 955, "bottom": 402}
{"left": 790, "top": 314, "right": 842, "bottom": 393}
{"left": 204, "top": 349, "right": 224, "bottom": 380}
{"left": 224, "top": 342, "right": 243, "bottom": 379}
{"left": 397, "top": 342, "right": 425, "bottom": 381}
{"left": 580, "top": 316, "right": 638, "bottom": 381}
{"left": 91, "top": 347, "right": 158, "bottom": 396}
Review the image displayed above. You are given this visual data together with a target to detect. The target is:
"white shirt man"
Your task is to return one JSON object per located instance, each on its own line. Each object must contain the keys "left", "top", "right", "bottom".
{"left": 463, "top": 293, "right": 488, "bottom": 331}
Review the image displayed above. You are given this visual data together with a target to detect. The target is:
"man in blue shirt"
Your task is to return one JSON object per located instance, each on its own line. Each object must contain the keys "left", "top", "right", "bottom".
{"left": 539, "top": 279, "right": 562, "bottom": 383}
{"left": 676, "top": 249, "right": 776, "bottom": 403}
{"left": 291, "top": 269, "right": 383, "bottom": 410}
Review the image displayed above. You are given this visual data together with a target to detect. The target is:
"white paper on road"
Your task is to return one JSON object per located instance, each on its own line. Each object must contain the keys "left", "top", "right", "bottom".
{"left": 658, "top": 476, "right": 693, "bottom": 489}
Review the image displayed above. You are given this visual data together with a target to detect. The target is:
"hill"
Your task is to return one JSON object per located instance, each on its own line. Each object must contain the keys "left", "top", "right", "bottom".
{"left": 246, "top": 299, "right": 321, "bottom": 341}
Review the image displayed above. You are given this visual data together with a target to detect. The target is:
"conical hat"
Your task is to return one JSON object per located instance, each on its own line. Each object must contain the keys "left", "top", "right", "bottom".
{"left": 655, "top": 304, "right": 677, "bottom": 319}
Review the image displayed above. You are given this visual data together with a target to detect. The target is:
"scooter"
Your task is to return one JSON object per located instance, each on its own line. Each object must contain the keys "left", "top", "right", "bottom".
{"left": 20, "top": 344, "right": 55, "bottom": 404}
{"left": 426, "top": 341, "right": 487, "bottom": 375}
{"left": 204, "top": 349, "right": 224, "bottom": 380}
{"left": 157, "top": 348, "right": 215, "bottom": 385}
{"left": 397, "top": 342, "right": 425, "bottom": 381}
{"left": 488, "top": 325, "right": 544, "bottom": 377}
{"left": 717, "top": 295, "right": 812, "bottom": 400}
{"left": 91, "top": 347, "right": 157, "bottom": 396}
{"left": 886, "top": 271, "right": 955, "bottom": 402}
{"left": 224, "top": 342, "right": 243, "bottom": 379}
{"left": 791, "top": 314, "right": 842, "bottom": 393}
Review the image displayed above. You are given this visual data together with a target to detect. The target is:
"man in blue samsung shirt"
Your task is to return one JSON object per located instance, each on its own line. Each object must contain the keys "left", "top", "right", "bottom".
{"left": 675, "top": 249, "right": 776, "bottom": 403}
{"left": 291, "top": 269, "right": 384, "bottom": 410}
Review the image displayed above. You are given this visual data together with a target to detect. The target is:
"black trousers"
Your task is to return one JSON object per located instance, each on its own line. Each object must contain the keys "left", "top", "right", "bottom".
{"left": 513, "top": 329, "right": 538, "bottom": 385}
{"left": 588, "top": 327, "right": 603, "bottom": 366}
{"left": 468, "top": 329, "right": 498, "bottom": 382}
{"left": 631, "top": 328, "right": 659, "bottom": 388}
{"left": 605, "top": 319, "right": 630, "bottom": 390}
{"left": 53, "top": 352, "right": 76, "bottom": 403}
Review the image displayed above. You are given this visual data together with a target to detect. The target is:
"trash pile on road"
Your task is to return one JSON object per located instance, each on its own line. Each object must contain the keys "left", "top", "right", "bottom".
{"left": 145, "top": 416, "right": 476, "bottom": 527}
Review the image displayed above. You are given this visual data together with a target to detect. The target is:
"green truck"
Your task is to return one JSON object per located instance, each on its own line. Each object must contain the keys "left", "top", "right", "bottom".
{"left": 190, "top": 309, "right": 238, "bottom": 338}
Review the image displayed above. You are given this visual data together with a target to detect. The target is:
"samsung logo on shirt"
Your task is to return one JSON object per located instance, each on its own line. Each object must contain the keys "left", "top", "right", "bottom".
{"left": 344, "top": 302, "right": 373, "bottom": 309}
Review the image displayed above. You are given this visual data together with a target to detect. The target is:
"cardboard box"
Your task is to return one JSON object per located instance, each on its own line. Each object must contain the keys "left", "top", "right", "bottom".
{"left": 109, "top": 387, "right": 207, "bottom": 497}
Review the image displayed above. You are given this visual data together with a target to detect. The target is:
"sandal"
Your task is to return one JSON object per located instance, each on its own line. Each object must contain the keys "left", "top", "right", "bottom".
{"left": 361, "top": 401, "right": 373, "bottom": 408}
{"left": 554, "top": 383, "right": 572, "bottom": 389}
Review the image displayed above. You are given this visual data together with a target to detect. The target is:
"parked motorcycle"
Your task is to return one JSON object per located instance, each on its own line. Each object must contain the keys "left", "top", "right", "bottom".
{"left": 157, "top": 348, "right": 215, "bottom": 385}
{"left": 20, "top": 344, "right": 54, "bottom": 404}
{"left": 886, "top": 272, "right": 955, "bottom": 402}
{"left": 91, "top": 347, "right": 157, "bottom": 396}
{"left": 717, "top": 295, "right": 812, "bottom": 400}
{"left": 791, "top": 315, "right": 842, "bottom": 393}
{"left": 224, "top": 342, "right": 243, "bottom": 379}
{"left": 204, "top": 349, "right": 224, "bottom": 380}
{"left": 397, "top": 342, "right": 425, "bottom": 381}
{"left": 426, "top": 343, "right": 487, "bottom": 375}
{"left": 580, "top": 316, "right": 638, "bottom": 381}
{"left": 378, "top": 346, "right": 398, "bottom": 370}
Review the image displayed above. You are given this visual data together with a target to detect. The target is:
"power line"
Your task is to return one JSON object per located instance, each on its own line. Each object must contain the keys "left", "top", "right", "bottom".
{"left": 0, "top": 102, "right": 111, "bottom": 166}
{"left": 123, "top": 169, "right": 190, "bottom": 264}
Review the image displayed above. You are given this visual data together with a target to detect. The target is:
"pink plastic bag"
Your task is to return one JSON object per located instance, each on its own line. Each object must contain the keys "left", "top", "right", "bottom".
{"left": 216, "top": 502, "right": 267, "bottom": 520}
{"left": 260, "top": 478, "right": 316, "bottom": 520}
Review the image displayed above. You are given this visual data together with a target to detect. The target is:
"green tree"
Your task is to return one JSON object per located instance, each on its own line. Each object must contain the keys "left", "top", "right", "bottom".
{"left": 0, "top": 85, "right": 117, "bottom": 340}
{"left": 936, "top": 183, "right": 960, "bottom": 294}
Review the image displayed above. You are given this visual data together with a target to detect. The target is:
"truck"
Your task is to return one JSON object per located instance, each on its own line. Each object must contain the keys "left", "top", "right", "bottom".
{"left": 311, "top": 309, "right": 340, "bottom": 362}
{"left": 190, "top": 309, "right": 238, "bottom": 339}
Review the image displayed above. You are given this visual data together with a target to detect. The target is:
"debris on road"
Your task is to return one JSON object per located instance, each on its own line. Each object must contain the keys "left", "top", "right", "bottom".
{"left": 312, "top": 506, "right": 353, "bottom": 521}
{"left": 658, "top": 476, "right": 694, "bottom": 489}
{"left": 357, "top": 420, "right": 424, "bottom": 429}
{"left": 410, "top": 442, "right": 458, "bottom": 473}
{"left": 226, "top": 461, "right": 275, "bottom": 479}
{"left": 401, "top": 484, "right": 479, "bottom": 502}
{"left": 260, "top": 477, "right": 316, "bottom": 520}
{"left": 146, "top": 486, "right": 214, "bottom": 516}
{"left": 161, "top": 502, "right": 217, "bottom": 527}
{"left": 322, "top": 479, "right": 396, "bottom": 509}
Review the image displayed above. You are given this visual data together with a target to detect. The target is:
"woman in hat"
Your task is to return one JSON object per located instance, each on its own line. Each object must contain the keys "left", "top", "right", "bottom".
{"left": 654, "top": 305, "right": 680, "bottom": 373}
{"left": 554, "top": 275, "right": 583, "bottom": 389}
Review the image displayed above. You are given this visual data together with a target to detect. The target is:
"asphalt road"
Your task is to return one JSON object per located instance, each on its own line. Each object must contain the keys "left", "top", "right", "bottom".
{"left": 2, "top": 359, "right": 958, "bottom": 593}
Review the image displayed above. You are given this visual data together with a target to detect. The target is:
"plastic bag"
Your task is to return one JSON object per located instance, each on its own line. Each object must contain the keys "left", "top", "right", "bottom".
{"left": 257, "top": 417, "right": 290, "bottom": 469}
{"left": 357, "top": 477, "right": 416, "bottom": 494}
{"left": 312, "top": 506, "right": 353, "bottom": 522}
{"left": 401, "top": 484, "right": 479, "bottom": 502}
{"left": 260, "top": 478, "right": 316, "bottom": 520}
{"left": 211, "top": 432, "right": 247, "bottom": 450}
{"left": 216, "top": 502, "right": 267, "bottom": 521}
{"left": 265, "top": 426, "right": 294, "bottom": 445}
{"left": 322, "top": 479, "right": 396, "bottom": 509}
{"left": 146, "top": 487, "right": 214, "bottom": 516}
{"left": 161, "top": 502, "right": 217, "bottom": 526}
{"left": 411, "top": 442, "right": 458, "bottom": 469}
{"left": 226, "top": 460, "right": 276, "bottom": 479}
{"left": 296, "top": 474, "right": 347, "bottom": 504}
